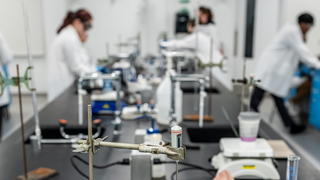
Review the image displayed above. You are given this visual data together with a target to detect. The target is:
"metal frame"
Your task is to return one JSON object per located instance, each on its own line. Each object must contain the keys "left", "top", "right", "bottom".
{"left": 170, "top": 73, "right": 208, "bottom": 127}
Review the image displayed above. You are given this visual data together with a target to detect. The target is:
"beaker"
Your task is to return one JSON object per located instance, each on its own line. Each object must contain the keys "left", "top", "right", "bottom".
{"left": 238, "top": 111, "right": 260, "bottom": 142}
{"left": 286, "top": 155, "right": 300, "bottom": 180}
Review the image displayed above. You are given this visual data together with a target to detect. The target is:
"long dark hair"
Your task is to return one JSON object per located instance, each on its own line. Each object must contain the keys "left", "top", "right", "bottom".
{"left": 199, "top": 6, "right": 214, "bottom": 24}
{"left": 57, "top": 9, "right": 93, "bottom": 34}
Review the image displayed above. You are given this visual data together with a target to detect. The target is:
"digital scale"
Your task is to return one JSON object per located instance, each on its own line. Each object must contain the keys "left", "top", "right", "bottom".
{"left": 211, "top": 138, "right": 280, "bottom": 179}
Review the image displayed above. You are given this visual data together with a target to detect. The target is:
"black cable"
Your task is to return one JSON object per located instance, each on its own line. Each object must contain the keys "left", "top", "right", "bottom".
{"left": 71, "top": 155, "right": 216, "bottom": 179}
{"left": 159, "top": 161, "right": 215, "bottom": 171}
{"left": 158, "top": 161, "right": 216, "bottom": 176}
{"left": 70, "top": 156, "right": 89, "bottom": 179}
{"left": 170, "top": 167, "right": 215, "bottom": 180}
{"left": 70, "top": 155, "right": 129, "bottom": 179}
{"left": 171, "top": 167, "right": 194, "bottom": 180}
{"left": 71, "top": 155, "right": 125, "bottom": 169}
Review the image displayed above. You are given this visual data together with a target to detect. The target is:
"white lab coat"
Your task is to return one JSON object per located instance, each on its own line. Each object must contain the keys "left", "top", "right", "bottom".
{"left": 0, "top": 33, "right": 13, "bottom": 106}
{"left": 161, "top": 32, "right": 232, "bottom": 90}
{"left": 47, "top": 26, "right": 95, "bottom": 102}
{"left": 255, "top": 24, "right": 320, "bottom": 98}
{"left": 195, "top": 23, "right": 221, "bottom": 49}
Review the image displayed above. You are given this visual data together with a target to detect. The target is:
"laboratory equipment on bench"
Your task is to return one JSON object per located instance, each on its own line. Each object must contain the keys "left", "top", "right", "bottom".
{"left": 78, "top": 71, "right": 123, "bottom": 135}
{"left": 161, "top": 72, "right": 208, "bottom": 127}
{"left": 0, "top": 66, "right": 34, "bottom": 96}
{"left": 29, "top": 72, "right": 123, "bottom": 147}
{"left": 286, "top": 155, "right": 300, "bottom": 180}
{"left": 21, "top": 0, "right": 42, "bottom": 152}
{"left": 116, "top": 33, "right": 141, "bottom": 59}
{"left": 73, "top": 104, "right": 186, "bottom": 180}
{"left": 15, "top": 65, "right": 59, "bottom": 180}
{"left": 238, "top": 112, "right": 260, "bottom": 142}
{"left": 232, "top": 76, "right": 261, "bottom": 111}
{"left": 211, "top": 112, "right": 280, "bottom": 179}
{"left": 130, "top": 120, "right": 167, "bottom": 180}
{"left": 156, "top": 70, "right": 183, "bottom": 125}
{"left": 0, "top": 66, "right": 34, "bottom": 141}
{"left": 79, "top": 71, "right": 123, "bottom": 115}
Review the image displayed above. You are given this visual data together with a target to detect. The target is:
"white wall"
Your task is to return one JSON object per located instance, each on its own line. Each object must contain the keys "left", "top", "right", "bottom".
{"left": 0, "top": 0, "right": 45, "bottom": 55}
{"left": 236, "top": 0, "right": 320, "bottom": 78}
{"left": 3, "top": 0, "right": 319, "bottom": 94}
{"left": 239, "top": 0, "right": 280, "bottom": 78}
{"left": 284, "top": 0, "right": 320, "bottom": 55}
{"left": 68, "top": 0, "right": 149, "bottom": 59}
{"left": 0, "top": 0, "right": 47, "bottom": 93}
{"left": 66, "top": 0, "right": 238, "bottom": 81}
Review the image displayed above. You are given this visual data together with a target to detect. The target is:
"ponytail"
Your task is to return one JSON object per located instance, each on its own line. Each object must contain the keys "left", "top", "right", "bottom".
{"left": 57, "top": 11, "right": 76, "bottom": 34}
{"left": 57, "top": 9, "right": 92, "bottom": 34}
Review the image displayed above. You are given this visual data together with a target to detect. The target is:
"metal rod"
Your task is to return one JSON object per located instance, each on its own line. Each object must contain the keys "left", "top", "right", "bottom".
{"left": 176, "top": 161, "right": 179, "bottom": 180}
{"left": 78, "top": 79, "right": 83, "bottom": 125}
{"left": 208, "top": 37, "right": 214, "bottom": 116}
{"left": 194, "top": 0, "right": 199, "bottom": 52}
{"left": 116, "top": 75, "right": 121, "bottom": 117}
{"left": 87, "top": 104, "right": 93, "bottom": 180}
{"left": 21, "top": 0, "right": 41, "bottom": 151}
{"left": 99, "top": 142, "right": 140, "bottom": 150}
{"left": 193, "top": 82, "right": 198, "bottom": 111}
{"left": 17, "top": 65, "right": 28, "bottom": 180}
{"left": 170, "top": 74, "right": 208, "bottom": 126}
{"left": 199, "top": 80, "right": 205, "bottom": 127}
{"left": 40, "top": 139, "right": 76, "bottom": 144}
{"left": 170, "top": 75, "right": 176, "bottom": 125}
{"left": 97, "top": 142, "right": 177, "bottom": 156}
{"left": 241, "top": 59, "right": 247, "bottom": 111}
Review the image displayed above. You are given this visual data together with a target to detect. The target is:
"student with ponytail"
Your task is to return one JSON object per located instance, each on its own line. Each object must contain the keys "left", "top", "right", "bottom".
{"left": 47, "top": 9, "right": 95, "bottom": 101}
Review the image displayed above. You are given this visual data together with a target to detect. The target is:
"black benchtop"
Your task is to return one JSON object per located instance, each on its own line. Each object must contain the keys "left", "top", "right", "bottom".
{"left": 1, "top": 80, "right": 319, "bottom": 180}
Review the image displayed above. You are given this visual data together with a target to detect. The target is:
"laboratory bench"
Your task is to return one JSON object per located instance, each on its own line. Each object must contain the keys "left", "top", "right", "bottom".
{"left": 0, "top": 79, "right": 320, "bottom": 180}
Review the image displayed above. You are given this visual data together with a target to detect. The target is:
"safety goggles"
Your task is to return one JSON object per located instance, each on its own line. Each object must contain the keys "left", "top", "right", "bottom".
{"left": 83, "top": 22, "right": 92, "bottom": 31}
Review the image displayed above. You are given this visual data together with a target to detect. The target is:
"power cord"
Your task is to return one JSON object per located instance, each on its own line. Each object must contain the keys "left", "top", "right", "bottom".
{"left": 153, "top": 159, "right": 216, "bottom": 177}
{"left": 170, "top": 167, "right": 216, "bottom": 180}
{"left": 70, "top": 155, "right": 129, "bottom": 179}
{"left": 71, "top": 155, "right": 216, "bottom": 179}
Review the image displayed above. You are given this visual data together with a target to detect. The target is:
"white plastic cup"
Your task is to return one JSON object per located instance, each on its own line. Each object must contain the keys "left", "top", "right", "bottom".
{"left": 239, "top": 111, "right": 261, "bottom": 142}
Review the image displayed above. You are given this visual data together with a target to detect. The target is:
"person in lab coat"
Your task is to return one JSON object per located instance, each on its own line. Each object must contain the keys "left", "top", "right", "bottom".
{"left": 196, "top": 6, "right": 223, "bottom": 53}
{"left": 0, "top": 32, "right": 13, "bottom": 141}
{"left": 160, "top": 26, "right": 232, "bottom": 90}
{"left": 47, "top": 9, "right": 96, "bottom": 102}
{"left": 196, "top": 7, "right": 216, "bottom": 36}
{"left": 250, "top": 13, "right": 320, "bottom": 134}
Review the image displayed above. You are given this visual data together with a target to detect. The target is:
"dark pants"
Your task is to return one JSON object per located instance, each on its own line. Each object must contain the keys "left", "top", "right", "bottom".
{"left": 0, "top": 106, "right": 9, "bottom": 141}
{"left": 250, "top": 86, "right": 295, "bottom": 127}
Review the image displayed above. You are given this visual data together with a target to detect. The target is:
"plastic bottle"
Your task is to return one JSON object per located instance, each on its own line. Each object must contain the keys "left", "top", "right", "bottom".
{"left": 156, "top": 71, "right": 183, "bottom": 125}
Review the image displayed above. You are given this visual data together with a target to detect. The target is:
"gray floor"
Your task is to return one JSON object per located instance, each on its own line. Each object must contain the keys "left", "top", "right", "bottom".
{"left": 1, "top": 94, "right": 47, "bottom": 141}
{"left": 259, "top": 96, "right": 320, "bottom": 171}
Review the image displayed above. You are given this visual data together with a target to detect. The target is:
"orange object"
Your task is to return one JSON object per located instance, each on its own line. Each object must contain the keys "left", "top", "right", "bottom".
{"left": 16, "top": 167, "right": 58, "bottom": 180}
{"left": 183, "top": 114, "right": 214, "bottom": 122}
{"left": 58, "top": 119, "right": 68, "bottom": 125}
{"left": 93, "top": 119, "right": 102, "bottom": 125}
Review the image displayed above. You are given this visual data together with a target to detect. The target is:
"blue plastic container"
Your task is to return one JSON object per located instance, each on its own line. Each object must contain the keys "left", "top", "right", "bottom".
{"left": 310, "top": 70, "right": 320, "bottom": 129}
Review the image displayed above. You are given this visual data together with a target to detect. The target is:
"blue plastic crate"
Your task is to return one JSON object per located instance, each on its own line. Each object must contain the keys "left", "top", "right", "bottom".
{"left": 310, "top": 70, "right": 320, "bottom": 129}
